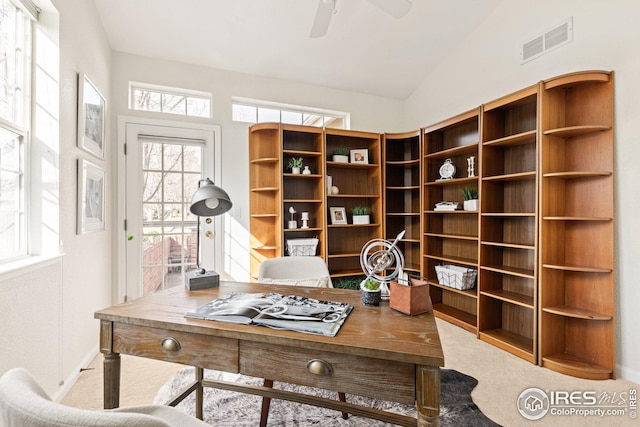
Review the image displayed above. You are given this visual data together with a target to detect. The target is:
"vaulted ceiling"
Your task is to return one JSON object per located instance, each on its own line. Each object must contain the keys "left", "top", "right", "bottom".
{"left": 93, "top": 0, "right": 502, "bottom": 99}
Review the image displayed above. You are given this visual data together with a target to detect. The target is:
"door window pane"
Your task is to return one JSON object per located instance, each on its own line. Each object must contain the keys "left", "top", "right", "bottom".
{"left": 140, "top": 140, "right": 203, "bottom": 295}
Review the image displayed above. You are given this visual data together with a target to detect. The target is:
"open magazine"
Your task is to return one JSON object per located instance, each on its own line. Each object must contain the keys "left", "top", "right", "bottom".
{"left": 185, "top": 292, "right": 353, "bottom": 337}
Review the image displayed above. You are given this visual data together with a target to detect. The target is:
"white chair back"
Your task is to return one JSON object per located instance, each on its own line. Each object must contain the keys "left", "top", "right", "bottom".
{"left": 258, "top": 256, "right": 333, "bottom": 288}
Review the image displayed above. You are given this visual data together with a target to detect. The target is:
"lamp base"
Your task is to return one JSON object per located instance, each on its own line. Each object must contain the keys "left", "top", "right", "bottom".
{"left": 185, "top": 270, "right": 220, "bottom": 290}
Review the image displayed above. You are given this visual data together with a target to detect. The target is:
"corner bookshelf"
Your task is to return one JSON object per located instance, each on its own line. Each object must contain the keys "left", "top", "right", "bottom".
{"left": 249, "top": 123, "right": 282, "bottom": 279}
{"left": 383, "top": 131, "right": 422, "bottom": 276}
{"left": 325, "top": 128, "right": 382, "bottom": 279}
{"left": 422, "top": 109, "right": 480, "bottom": 333}
{"left": 538, "top": 71, "right": 615, "bottom": 379}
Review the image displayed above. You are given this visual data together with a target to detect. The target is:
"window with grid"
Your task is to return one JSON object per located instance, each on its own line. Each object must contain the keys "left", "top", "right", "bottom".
{"left": 0, "top": 0, "right": 32, "bottom": 263}
{"left": 129, "top": 82, "right": 212, "bottom": 118}
{"left": 232, "top": 97, "right": 350, "bottom": 129}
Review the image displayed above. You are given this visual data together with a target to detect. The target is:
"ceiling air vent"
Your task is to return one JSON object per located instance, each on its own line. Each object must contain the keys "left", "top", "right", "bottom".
{"left": 521, "top": 17, "right": 573, "bottom": 64}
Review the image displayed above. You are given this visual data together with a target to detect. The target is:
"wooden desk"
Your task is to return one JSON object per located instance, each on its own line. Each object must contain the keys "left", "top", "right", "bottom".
{"left": 94, "top": 282, "right": 444, "bottom": 426}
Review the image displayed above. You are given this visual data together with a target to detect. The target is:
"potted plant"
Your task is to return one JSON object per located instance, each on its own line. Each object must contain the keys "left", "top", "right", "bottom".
{"left": 461, "top": 187, "right": 479, "bottom": 211}
{"left": 352, "top": 206, "right": 370, "bottom": 224}
{"left": 287, "top": 157, "right": 303, "bottom": 174}
{"left": 360, "top": 278, "right": 382, "bottom": 306}
{"left": 332, "top": 148, "right": 349, "bottom": 163}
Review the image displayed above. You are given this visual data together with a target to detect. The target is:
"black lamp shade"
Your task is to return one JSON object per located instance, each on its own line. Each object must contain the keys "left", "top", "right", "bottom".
{"left": 189, "top": 178, "right": 232, "bottom": 217}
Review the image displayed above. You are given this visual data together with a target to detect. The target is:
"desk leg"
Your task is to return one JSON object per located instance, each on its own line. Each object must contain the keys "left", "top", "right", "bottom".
{"left": 100, "top": 320, "right": 121, "bottom": 409}
{"left": 416, "top": 365, "right": 440, "bottom": 427}
{"left": 195, "top": 367, "right": 204, "bottom": 420}
{"left": 103, "top": 352, "right": 121, "bottom": 409}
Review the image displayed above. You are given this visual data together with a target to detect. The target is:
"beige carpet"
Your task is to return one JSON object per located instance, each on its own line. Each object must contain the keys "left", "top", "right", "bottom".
{"left": 63, "top": 318, "right": 639, "bottom": 426}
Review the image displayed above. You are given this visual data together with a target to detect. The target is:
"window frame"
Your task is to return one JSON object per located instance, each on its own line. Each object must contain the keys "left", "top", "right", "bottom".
{"left": 129, "top": 81, "right": 212, "bottom": 119}
{"left": 0, "top": 0, "right": 32, "bottom": 265}
{"left": 231, "top": 96, "right": 350, "bottom": 129}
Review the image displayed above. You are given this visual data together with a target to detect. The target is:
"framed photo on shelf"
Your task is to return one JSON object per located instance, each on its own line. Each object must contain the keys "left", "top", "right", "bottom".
{"left": 77, "top": 73, "right": 106, "bottom": 159}
{"left": 329, "top": 207, "right": 347, "bottom": 225}
{"left": 77, "top": 159, "right": 106, "bottom": 234}
{"left": 350, "top": 149, "right": 368, "bottom": 164}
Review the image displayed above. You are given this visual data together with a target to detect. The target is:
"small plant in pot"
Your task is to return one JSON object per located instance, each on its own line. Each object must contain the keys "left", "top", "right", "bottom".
{"left": 461, "top": 187, "right": 479, "bottom": 211}
{"left": 352, "top": 206, "right": 370, "bottom": 224}
{"left": 287, "top": 157, "right": 303, "bottom": 174}
{"left": 360, "top": 278, "right": 382, "bottom": 306}
{"left": 332, "top": 148, "right": 349, "bottom": 163}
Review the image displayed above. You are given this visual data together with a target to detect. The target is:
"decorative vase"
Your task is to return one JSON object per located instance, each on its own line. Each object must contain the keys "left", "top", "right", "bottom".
{"left": 352, "top": 215, "right": 370, "bottom": 225}
{"left": 302, "top": 166, "right": 311, "bottom": 174}
{"left": 463, "top": 199, "right": 478, "bottom": 211}
{"left": 292, "top": 167, "right": 301, "bottom": 174}
{"left": 361, "top": 290, "right": 382, "bottom": 306}
{"left": 333, "top": 154, "right": 349, "bottom": 163}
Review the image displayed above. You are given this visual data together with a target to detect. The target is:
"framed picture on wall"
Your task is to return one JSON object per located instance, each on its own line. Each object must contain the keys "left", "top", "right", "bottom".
{"left": 77, "top": 73, "right": 106, "bottom": 159}
{"left": 77, "top": 159, "right": 106, "bottom": 234}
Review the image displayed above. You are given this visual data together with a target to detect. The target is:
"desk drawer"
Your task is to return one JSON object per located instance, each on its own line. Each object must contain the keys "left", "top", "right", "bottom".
{"left": 113, "top": 323, "right": 238, "bottom": 371}
{"left": 239, "top": 342, "right": 414, "bottom": 404}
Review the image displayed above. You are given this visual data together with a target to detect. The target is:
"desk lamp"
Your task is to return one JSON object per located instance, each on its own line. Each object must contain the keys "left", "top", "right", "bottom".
{"left": 185, "top": 178, "right": 232, "bottom": 290}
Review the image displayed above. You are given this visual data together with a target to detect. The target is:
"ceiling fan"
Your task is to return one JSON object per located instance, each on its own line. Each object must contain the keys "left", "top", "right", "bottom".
{"left": 310, "top": 0, "right": 413, "bottom": 38}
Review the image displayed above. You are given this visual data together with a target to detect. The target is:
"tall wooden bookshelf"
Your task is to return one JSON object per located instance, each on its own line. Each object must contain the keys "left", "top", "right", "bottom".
{"left": 538, "top": 71, "right": 615, "bottom": 379}
{"left": 422, "top": 109, "right": 481, "bottom": 334}
{"left": 249, "top": 124, "right": 382, "bottom": 281}
{"left": 383, "top": 131, "right": 422, "bottom": 276}
{"left": 325, "top": 129, "right": 383, "bottom": 278}
{"left": 478, "top": 85, "right": 539, "bottom": 363}
{"left": 282, "top": 125, "right": 326, "bottom": 259}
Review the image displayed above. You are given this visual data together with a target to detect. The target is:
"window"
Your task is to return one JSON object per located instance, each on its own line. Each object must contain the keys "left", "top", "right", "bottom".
{"left": 232, "top": 97, "right": 350, "bottom": 129}
{"left": 129, "top": 82, "right": 211, "bottom": 118}
{"left": 0, "top": 0, "right": 31, "bottom": 263}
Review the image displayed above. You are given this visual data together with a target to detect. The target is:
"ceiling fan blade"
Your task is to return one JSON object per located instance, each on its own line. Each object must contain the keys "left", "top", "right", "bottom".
{"left": 367, "top": 0, "right": 412, "bottom": 18}
{"left": 310, "top": 0, "right": 335, "bottom": 38}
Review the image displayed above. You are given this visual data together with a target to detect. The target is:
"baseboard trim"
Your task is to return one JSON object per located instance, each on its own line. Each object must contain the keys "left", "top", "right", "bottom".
{"left": 51, "top": 344, "right": 100, "bottom": 403}
{"left": 616, "top": 363, "right": 640, "bottom": 384}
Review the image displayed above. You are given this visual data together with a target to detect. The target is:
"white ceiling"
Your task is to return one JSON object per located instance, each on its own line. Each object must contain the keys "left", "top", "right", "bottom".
{"left": 93, "top": 0, "right": 502, "bottom": 99}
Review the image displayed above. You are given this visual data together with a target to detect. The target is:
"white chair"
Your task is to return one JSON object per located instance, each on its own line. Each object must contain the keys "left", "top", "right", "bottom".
{"left": 257, "top": 256, "right": 347, "bottom": 427}
{"left": 0, "top": 368, "right": 209, "bottom": 427}
{"left": 258, "top": 255, "right": 333, "bottom": 288}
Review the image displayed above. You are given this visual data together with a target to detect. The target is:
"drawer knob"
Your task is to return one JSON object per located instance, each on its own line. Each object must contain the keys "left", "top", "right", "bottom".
{"left": 161, "top": 337, "right": 181, "bottom": 352}
{"left": 307, "top": 359, "right": 333, "bottom": 376}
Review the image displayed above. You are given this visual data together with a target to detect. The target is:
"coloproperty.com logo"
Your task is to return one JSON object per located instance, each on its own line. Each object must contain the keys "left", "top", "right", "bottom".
{"left": 517, "top": 387, "right": 637, "bottom": 420}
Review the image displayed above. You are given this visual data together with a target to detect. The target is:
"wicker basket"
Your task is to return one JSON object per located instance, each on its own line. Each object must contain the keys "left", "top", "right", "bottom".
{"left": 435, "top": 265, "right": 477, "bottom": 290}
{"left": 286, "top": 238, "right": 319, "bottom": 256}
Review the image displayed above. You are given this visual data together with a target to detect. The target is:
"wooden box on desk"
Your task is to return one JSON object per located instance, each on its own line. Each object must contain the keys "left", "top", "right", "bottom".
{"left": 390, "top": 277, "right": 432, "bottom": 316}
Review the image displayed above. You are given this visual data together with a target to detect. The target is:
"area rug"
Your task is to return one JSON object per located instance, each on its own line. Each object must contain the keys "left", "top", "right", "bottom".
{"left": 154, "top": 367, "right": 500, "bottom": 426}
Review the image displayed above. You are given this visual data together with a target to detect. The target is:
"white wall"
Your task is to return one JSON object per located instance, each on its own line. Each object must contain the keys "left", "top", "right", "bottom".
{"left": 0, "top": 0, "right": 113, "bottom": 399}
{"left": 403, "top": 0, "right": 640, "bottom": 382}
{"left": 55, "top": 0, "right": 113, "bottom": 393}
{"left": 110, "top": 53, "right": 405, "bottom": 281}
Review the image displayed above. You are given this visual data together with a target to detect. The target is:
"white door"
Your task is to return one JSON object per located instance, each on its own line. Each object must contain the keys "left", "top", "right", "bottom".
{"left": 123, "top": 120, "right": 220, "bottom": 301}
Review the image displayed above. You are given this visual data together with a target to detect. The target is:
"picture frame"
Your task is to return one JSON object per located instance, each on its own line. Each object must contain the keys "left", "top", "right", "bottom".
{"left": 77, "top": 73, "right": 106, "bottom": 159}
{"left": 77, "top": 159, "right": 106, "bottom": 234}
{"left": 350, "top": 149, "right": 368, "bottom": 164}
{"left": 329, "top": 207, "right": 347, "bottom": 225}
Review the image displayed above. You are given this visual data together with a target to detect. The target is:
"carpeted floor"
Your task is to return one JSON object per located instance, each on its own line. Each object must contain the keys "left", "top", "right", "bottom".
{"left": 153, "top": 367, "right": 500, "bottom": 426}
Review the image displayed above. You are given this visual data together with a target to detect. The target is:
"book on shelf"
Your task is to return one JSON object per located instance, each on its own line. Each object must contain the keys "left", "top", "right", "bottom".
{"left": 185, "top": 292, "right": 353, "bottom": 337}
{"left": 434, "top": 201, "right": 459, "bottom": 211}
